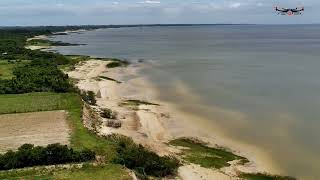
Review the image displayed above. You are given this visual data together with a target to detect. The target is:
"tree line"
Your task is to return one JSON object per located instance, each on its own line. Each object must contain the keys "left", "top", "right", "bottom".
{"left": 0, "top": 60, "right": 73, "bottom": 94}
{"left": 0, "top": 144, "right": 95, "bottom": 170}
{"left": 108, "top": 135, "right": 180, "bottom": 178}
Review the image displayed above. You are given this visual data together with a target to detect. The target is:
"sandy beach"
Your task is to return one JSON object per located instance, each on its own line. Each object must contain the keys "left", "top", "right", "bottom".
{"left": 66, "top": 59, "right": 281, "bottom": 179}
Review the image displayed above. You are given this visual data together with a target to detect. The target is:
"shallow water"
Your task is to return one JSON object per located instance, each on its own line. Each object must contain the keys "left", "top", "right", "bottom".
{"left": 51, "top": 25, "right": 320, "bottom": 179}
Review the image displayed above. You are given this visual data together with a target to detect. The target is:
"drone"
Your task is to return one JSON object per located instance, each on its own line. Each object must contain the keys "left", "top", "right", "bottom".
{"left": 274, "top": 6, "right": 304, "bottom": 16}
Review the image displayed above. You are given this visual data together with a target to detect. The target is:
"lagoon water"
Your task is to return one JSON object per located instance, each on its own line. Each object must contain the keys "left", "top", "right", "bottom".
{"left": 51, "top": 25, "right": 320, "bottom": 179}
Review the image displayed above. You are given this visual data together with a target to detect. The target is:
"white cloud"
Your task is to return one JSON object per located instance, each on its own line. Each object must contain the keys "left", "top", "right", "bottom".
{"left": 229, "top": 2, "right": 241, "bottom": 9}
{"left": 139, "top": 0, "right": 161, "bottom": 4}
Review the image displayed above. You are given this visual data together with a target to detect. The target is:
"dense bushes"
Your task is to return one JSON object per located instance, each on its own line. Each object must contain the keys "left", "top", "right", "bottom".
{"left": 108, "top": 135, "right": 180, "bottom": 178}
{"left": 0, "top": 28, "right": 75, "bottom": 94}
{"left": 81, "top": 91, "right": 97, "bottom": 105}
{"left": 0, "top": 60, "right": 73, "bottom": 94}
{"left": 0, "top": 144, "right": 95, "bottom": 170}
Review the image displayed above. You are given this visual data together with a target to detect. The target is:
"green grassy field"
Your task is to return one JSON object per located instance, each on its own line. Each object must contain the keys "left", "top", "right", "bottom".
{"left": 169, "top": 138, "right": 248, "bottom": 169}
{"left": 239, "top": 173, "right": 296, "bottom": 180}
{"left": 0, "top": 164, "right": 131, "bottom": 180}
{"left": 0, "top": 60, "right": 30, "bottom": 80}
{"left": 0, "top": 92, "right": 80, "bottom": 114}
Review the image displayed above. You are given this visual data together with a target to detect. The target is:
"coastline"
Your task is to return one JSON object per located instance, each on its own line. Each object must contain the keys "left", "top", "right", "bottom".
{"left": 25, "top": 31, "right": 287, "bottom": 179}
{"left": 66, "top": 59, "right": 281, "bottom": 179}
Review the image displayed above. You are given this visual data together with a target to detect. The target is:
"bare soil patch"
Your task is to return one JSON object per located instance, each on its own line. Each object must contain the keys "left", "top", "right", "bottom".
{"left": 0, "top": 110, "right": 70, "bottom": 153}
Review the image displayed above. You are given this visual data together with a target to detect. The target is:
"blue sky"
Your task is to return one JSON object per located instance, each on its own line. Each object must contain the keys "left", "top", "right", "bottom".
{"left": 0, "top": 0, "right": 318, "bottom": 26}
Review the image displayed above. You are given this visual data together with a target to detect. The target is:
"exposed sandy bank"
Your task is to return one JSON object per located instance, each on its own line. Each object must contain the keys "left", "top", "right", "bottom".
{"left": 67, "top": 59, "right": 280, "bottom": 179}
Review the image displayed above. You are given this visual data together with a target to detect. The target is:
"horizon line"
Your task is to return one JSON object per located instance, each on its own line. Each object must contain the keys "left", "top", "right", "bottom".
{"left": 1, "top": 23, "right": 320, "bottom": 28}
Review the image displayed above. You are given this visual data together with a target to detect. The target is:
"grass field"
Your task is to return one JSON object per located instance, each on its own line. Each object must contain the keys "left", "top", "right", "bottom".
{"left": 239, "top": 173, "right": 296, "bottom": 180}
{"left": 0, "top": 111, "right": 70, "bottom": 153}
{"left": 0, "top": 92, "right": 80, "bottom": 114}
{"left": 0, "top": 164, "right": 131, "bottom": 180}
{"left": 0, "top": 92, "right": 118, "bottom": 160}
{"left": 0, "top": 60, "right": 30, "bottom": 80}
{"left": 169, "top": 138, "right": 248, "bottom": 169}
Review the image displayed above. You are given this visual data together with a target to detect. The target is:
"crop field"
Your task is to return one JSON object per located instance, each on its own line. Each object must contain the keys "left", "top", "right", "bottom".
{"left": 0, "top": 110, "right": 70, "bottom": 153}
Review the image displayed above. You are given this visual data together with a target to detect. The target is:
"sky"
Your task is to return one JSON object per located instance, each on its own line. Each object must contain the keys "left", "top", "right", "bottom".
{"left": 0, "top": 0, "right": 319, "bottom": 26}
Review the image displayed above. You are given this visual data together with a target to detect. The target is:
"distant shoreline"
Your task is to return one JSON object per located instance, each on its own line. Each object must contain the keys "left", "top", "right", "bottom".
{"left": 3, "top": 23, "right": 320, "bottom": 29}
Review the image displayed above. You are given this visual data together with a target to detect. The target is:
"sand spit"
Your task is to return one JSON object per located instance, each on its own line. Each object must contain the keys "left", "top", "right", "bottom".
{"left": 67, "top": 59, "right": 278, "bottom": 179}
{"left": 25, "top": 35, "right": 49, "bottom": 50}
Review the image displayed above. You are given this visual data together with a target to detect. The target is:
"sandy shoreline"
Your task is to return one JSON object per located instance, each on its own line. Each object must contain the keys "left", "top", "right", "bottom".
{"left": 25, "top": 31, "right": 282, "bottom": 178}
{"left": 66, "top": 59, "right": 281, "bottom": 179}
{"left": 25, "top": 29, "right": 88, "bottom": 50}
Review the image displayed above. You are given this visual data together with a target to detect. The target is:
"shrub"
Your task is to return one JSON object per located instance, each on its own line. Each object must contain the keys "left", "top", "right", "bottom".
{"left": 106, "top": 61, "right": 128, "bottom": 68}
{"left": 107, "top": 135, "right": 180, "bottom": 178}
{"left": 0, "top": 144, "right": 95, "bottom": 170}
{"left": 81, "top": 91, "right": 96, "bottom": 105}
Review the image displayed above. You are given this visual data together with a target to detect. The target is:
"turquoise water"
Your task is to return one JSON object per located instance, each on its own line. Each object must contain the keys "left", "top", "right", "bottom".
{"left": 51, "top": 25, "right": 320, "bottom": 178}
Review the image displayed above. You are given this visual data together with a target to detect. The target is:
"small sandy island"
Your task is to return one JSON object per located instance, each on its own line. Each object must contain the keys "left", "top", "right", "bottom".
{"left": 66, "top": 59, "right": 280, "bottom": 179}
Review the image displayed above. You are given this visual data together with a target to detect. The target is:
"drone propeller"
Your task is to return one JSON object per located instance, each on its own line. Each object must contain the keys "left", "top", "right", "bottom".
{"left": 297, "top": 5, "right": 304, "bottom": 10}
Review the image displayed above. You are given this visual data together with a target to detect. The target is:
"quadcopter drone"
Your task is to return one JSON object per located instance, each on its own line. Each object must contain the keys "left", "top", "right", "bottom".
{"left": 274, "top": 6, "right": 304, "bottom": 16}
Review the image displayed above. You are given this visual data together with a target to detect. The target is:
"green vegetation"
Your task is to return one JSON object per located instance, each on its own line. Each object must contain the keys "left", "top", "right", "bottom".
{"left": 106, "top": 60, "right": 129, "bottom": 68}
{"left": 68, "top": 96, "right": 179, "bottom": 178}
{"left": 0, "top": 164, "right": 131, "bottom": 180}
{"left": 66, "top": 55, "right": 91, "bottom": 60}
{"left": 0, "top": 91, "right": 179, "bottom": 178}
{"left": 0, "top": 91, "right": 117, "bottom": 162}
{"left": 0, "top": 144, "right": 95, "bottom": 170}
{"left": 239, "top": 173, "right": 296, "bottom": 180}
{"left": 53, "top": 164, "right": 131, "bottom": 180}
{"left": 0, "top": 92, "right": 79, "bottom": 114}
{"left": 169, "top": 138, "right": 248, "bottom": 169}
{"left": 98, "top": 76, "right": 122, "bottom": 83}
{"left": 0, "top": 27, "right": 135, "bottom": 179}
{"left": 0, "top": 60, "right": 73, "bottom": 94}
{"left": 0, "top": 60, "right": 30, "bottom": 80}
{"left": 59, "top": 55, "right": 90, "bottom": 72}
{"left": 108, "top": 135, "right": 180, "bottom": 178}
